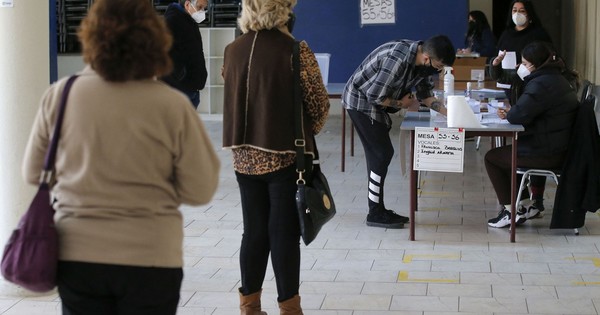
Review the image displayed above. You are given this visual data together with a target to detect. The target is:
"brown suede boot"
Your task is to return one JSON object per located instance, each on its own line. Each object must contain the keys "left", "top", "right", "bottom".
{"left": 239, "top": 289, "right": 267, "bottom": 315}
{"left": 278, "top": 295, "right": 303, "bottom": 315}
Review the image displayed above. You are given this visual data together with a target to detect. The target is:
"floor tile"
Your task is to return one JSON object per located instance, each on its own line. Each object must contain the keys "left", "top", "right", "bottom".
{"left": 2, "top": 115, "right": 600, "bottom": 314}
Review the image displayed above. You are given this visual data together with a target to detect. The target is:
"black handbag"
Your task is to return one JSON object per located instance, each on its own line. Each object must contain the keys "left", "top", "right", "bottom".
{"left": 292, "top": 42, "right": 336, "bottom": 246}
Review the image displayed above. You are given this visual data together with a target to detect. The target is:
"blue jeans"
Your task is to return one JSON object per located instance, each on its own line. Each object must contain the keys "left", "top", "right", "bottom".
{"left": 184, "top": 90, "right": 199, "bottom": 109}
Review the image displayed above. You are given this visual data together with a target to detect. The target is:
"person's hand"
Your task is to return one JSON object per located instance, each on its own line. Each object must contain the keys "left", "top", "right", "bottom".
{"left": 400, "top": 92, "right": 418, "bottom": 108}
{"left": 492, "top": 50, "right": 506, "bottom": 66}
{"left": 497, "top": 107, "right": 509, "bottom": 119}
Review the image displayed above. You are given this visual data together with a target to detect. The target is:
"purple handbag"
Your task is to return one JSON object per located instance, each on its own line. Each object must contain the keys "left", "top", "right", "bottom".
{"left": 1, "top": 75, "right": 78, "bottom": 292}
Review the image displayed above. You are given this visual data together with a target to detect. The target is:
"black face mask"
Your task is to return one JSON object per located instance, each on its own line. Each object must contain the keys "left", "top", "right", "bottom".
{"left": 468, "top": 20, "right": 476, "bottom": 30}
{"left": 467, "top": 20, "right": 479, "bottom": 38}
{"left": 287, "top": 13, "right": 296, "bottom": 33}
{"left": 415, "top": 59, "right": 441, "bottom": 77}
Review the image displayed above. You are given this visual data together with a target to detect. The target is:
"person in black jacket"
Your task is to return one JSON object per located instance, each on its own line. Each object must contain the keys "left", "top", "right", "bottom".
{"left": 162, "top": 0, "right": 208, "bottom": 109}
{"left": 485, "top": 41, "right": 579, "bottom": 228}
{"left": 488, "top": 0, "right": 553, "bottom": 212}
{"left": 457, "top": 10, "right": 496, "bottom": 58}
{"left": 490, "top": 0, "right": 552, "bottom": 92}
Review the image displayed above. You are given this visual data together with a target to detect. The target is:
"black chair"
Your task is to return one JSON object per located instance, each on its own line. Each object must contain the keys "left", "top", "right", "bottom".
{"left": 579, "top": 80, "right": 592, "bottom": 104}
{"left": 593, "top": 86, "right": 600, "bottom": 134}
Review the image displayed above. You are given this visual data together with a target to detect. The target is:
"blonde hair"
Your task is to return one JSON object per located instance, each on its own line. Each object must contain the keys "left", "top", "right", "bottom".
{"left": 238, "top": 0, "right": 296, "bottom": 33}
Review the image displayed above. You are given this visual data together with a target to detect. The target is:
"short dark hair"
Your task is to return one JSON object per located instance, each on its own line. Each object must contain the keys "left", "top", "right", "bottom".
{"left": 422, "top": 35, "right": 456, "bottom": 66}
{"left": 505, "top": 0, "right": 543, "bottom": 30}
{"left": 78, "top": 0, "right": 172, "bottom": 82}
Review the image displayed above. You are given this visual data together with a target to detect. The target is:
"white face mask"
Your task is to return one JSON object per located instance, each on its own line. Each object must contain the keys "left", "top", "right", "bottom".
{"left": 189, "top": 3, "right": 206, "bottom": 24}
{"left": 517, "top": 64, "right": 531, "bottom": 80}
{"left": 512, "top": 12, "right": 527, "bottom": 27}
{"left": 191, "top": 10, "right": 206, "bottom": 24}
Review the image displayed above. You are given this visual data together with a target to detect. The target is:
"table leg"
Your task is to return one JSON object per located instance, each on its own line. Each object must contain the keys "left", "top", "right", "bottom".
{"left": 409, "top": 130, "right": 416, "bottom": 241}
{"left": 350, "top": 123, "right": 355, "bottom": 156}
{"left": 510, "top": 132, "right": 518, "bottom": 242}
{"left": 341, "top": 107, "right": 346, "bottom": 172}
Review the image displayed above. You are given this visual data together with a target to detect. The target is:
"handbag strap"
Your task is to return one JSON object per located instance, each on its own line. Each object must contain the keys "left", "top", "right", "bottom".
{"left": 41, "top": 75, "right": 79, "bottom": 182}
{"left": 293, "top": 42, "right": 321, "bottom": 177}
{"left": 292, "top": 41, "right": 307, "bottom": 174}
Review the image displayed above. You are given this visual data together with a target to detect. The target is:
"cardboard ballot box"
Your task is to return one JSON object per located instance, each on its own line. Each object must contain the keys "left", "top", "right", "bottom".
{"left": 440, "top": 56, "right": 492, "bottom": 90}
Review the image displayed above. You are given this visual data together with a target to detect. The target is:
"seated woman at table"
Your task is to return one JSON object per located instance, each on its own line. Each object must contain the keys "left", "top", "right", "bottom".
{"left": 457, "top": 10, "right": 496, "bottom": 58}
{"left": 485, "top": 41, "right": 579, "bottom": 228}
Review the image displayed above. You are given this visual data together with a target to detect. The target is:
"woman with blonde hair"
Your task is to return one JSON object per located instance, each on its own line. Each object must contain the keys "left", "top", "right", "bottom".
{"left": 222, "top": 0, "right": 330, "bottom": 314}
{"left": 22, "top": 0, "right": 220, "bottom": 313}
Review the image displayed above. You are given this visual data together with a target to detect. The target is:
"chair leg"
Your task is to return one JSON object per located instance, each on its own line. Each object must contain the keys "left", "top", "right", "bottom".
{"left": 515, "top": 173, "right": 530, "bottom": 208}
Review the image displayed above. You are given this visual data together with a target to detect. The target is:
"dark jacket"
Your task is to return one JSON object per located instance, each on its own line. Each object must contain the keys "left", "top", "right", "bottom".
{"left": 465, "top": 27, "right": 496, "bottom": 58}
{"left": 162, "top": 3, "right": 207, "bottom": 93}
{"left": 550, "top": 97, "right": 600, "bottom": 229}
{"left": 489, "top": 25, "right": 552, "bottom": 97}
{"left": 506, "top": 67, "right": 578, "bottom": 157}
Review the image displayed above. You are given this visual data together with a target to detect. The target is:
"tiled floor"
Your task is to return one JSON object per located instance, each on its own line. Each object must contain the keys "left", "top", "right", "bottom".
{"left": 1, "top": 112, "right": 600, "bottom": 315}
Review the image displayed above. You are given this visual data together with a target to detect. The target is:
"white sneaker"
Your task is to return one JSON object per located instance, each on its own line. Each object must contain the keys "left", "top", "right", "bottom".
{"left": 488, "top": 209, "right": 511, "bottom": 228}
{"left": 525, "top": 205, "right": 541, "bottom": 219}
{"left": 518, "top": 200, "right": 543, "bottom": 219}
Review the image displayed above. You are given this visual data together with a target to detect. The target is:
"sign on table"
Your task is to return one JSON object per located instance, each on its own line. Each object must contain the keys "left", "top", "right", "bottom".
{"left": 413, "top": 127, "right": 465, "bottom": 173}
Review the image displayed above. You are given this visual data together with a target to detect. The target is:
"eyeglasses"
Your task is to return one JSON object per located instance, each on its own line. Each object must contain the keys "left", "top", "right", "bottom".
{"left": 428, "top": 59, "right": 444, "bottom": 73}
{"left": 192, "top": 5, "right": 206, "bottom": 12}
{"left": 188, "top": 0, "right": 207, "bottom": 11}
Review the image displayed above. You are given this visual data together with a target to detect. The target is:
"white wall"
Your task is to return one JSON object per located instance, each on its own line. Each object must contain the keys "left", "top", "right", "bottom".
{"left": 0, "top": 1, "right": 52, "bottom": 295}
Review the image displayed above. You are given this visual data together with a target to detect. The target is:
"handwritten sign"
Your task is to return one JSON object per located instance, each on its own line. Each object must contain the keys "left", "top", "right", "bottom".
{"left": 1, "top": 0, "right": 14, "bottom": 8}
{"left": 413, "top": 127, "right": 465, "bottom": 173}
{"left": 360, "top": 0, "right": 395, "bottom": 25}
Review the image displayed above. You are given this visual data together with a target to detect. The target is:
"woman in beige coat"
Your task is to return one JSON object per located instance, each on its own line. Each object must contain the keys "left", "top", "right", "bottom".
{"left": 22, "top": 0, "right": 219, "bottom": 313}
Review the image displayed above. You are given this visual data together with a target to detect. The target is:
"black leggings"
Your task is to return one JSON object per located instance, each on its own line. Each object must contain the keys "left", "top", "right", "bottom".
{"left": 347, "top": 109, "right": 394, "bottom": 212}
{"left": 235, "top": 165, "right": 301, "bottom": 302}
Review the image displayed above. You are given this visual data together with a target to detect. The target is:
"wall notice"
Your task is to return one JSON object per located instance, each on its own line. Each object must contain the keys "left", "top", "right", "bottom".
{"left": 413, "top": 127, "right": 465, "bottom": 173}
{"left": 360, "top": 0, "right": 395, "bottom": 25}
{"left": 1, "top": 0, "right": 13, "bottom": 8}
